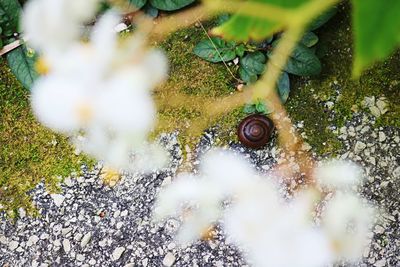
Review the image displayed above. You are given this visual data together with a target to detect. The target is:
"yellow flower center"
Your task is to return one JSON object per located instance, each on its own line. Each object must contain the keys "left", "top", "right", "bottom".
{"left": 35, "top": 57, "right": 50, "bottom": 75}
{"left": 77, "top": 104, "right": 93, "bottom": 124}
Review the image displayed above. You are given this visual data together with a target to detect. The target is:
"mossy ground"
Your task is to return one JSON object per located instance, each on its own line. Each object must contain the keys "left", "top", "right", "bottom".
{"left": 0, "top": 59, "right": 93, "bottom": 218}
{"left": 286, "top": 3, "right": 399, "bottom": 154}
{"left": 1, "top": 4, "right": 399, "bottom": 215}
{"left": 154, "top": 21, "right": 246, "bottom": 148}
{"left": 156, "top": 6, "right": 399, "bottom": 155}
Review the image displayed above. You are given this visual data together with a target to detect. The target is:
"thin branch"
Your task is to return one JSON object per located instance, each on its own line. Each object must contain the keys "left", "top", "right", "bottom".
{"left": 0, "top": 38, "right": 26, "bottom": 56}
{"left": 203, "top": 0, "right": 292, "bottom": 22}
{"left": 149, "top": 5, "right": 210, "bottom": 42}
{"left": 197, "top": 20, "right": 243, "bottom": 83}
{"left": 190, "top": 0, "right": 341, "bottom": 182}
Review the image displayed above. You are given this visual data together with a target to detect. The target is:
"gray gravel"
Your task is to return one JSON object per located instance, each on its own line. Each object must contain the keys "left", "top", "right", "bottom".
{"left": 1, "top": 106, "right": 399, "bottom": 266}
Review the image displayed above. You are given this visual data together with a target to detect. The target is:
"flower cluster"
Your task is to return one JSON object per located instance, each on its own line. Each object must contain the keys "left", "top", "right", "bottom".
{"left": 155, "top": 150, "right": 375, "bottom": 267}
{"left": 23, "top": 0, "right": 169, "bottom": 172}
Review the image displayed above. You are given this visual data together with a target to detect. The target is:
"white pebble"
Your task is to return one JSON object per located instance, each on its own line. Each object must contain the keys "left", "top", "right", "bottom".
{"left": 50, "top": 194, "right": 65, "bottom": 207}
{"left": 162, "top": 252, "right": 176, "bottom": 267}
{"left": 81, "top": 232, "right": 92, "bottom": 248}
{"left": 62, "top": 239, "right": 71, "bottom": 253}
{"left": 112, "top": 247, "right": 125, "bottom": 261}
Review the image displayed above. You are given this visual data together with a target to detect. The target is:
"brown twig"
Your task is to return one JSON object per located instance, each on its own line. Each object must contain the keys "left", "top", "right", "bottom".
{"left": 0, "top": 38, "right": 26, "bottom": 56}
{"left": 149, "top": 5, "right": 210, "bottom": 42}
{"left": 197, "top": 20, "right": 243, "bottom": 83}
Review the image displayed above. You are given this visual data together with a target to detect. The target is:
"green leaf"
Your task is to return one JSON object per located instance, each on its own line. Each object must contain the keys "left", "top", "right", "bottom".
{"left": 193, "top": 37, "right": 236, "bottom": 63}
{"left": 300, "top": 32, "right": 319, "bottom": 47}
{"left": 277, "top": 72, "right": 290, "bottom": 103}
{"left": 243, "top": 104, "right": 257, "bottom": 114}
{"left": 212, "top": 0, "right": 310, "bottom": 42}
{"left": 271, "top": 41, "right": 321, "bottom": 76}
{"left": 235, "top": 44, "right": 246, "bottom": 57}
{"left": 128, "top": 0, "right": 147, "bottom": 9}
{"left": 6, "top": 45, "right": 39, "bottom": 89}
{"left": 217, "top": 14, "right": 231, "bottom": 26}
{"left": 0, "top": 0, "right": 21, "bottom": 38}
{"left": 239, "top": 51, "right": 266, "bottom": 84}
{"left": 149, "top": 0, "right": 195, "bottom": 11}
{"left": 240, "top": 51, "right": 266, "bottom": 75}
{"left": 308, "top": 6, "right": 337, "bottom": 30}
{"left": 255, "top": 101, "right": 267, "bottom": 114}
{"left": 143, "top": 2, "right": 158, "bottom": 17}
{"left": 239, "top": 67, "right": 258, "bottom": 84}
{"left": 352, "top": 0, "right": 400, "bottom": 77}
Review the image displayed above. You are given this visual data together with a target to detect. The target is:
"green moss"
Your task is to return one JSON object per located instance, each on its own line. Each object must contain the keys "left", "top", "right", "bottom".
{"left": 287, "top": 3, "right": 400, "bottom": 154}
{"left": 0, "top": 59, "right": 93, "bottom": 218}
{"left": 154, "top": 23, "right": 241, "bottom": 148}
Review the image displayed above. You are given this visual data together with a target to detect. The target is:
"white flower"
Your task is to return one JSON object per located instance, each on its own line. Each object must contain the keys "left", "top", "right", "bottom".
{"left": 95, "top": 74, "right": 155, "bottom": 133}
{"left": 155, "top": 150, "right": 260, "bottom": 244}
{"left": 154, "top": 174, "right": 223, "bottom": 245}
{"left": 322, "top": 192, "right": 374, "bottom": 261}
{"left": 129, "top": 143, "right": 168, "bottom": 173}
{"left": 156, "top": 151, "right": 376, "bottom": 267}
{"left": 30, "top": 76, "right": 92, "bottom": 133}
{"left": 225, "top": 187, "right": 332, "bottom": 267}
{"left": 200, "top": 149, "right": 257, "bottom": 194}
{"left": 315, "top": 159, "right": 363, "bottom": 190}
{"left": 23, "top": 0, "right": 99, "bottom": 54}
{"left": 251, "top": 226, "right": 332, "bottom": 267}
{"left": 223, "top": 179, "right": 281, "bottom": 245}
{"left": 69, "top": 0, "right": 100, "bottom": 21}
{"left": 30, "top": 10, "right": 169, "bottom": 172}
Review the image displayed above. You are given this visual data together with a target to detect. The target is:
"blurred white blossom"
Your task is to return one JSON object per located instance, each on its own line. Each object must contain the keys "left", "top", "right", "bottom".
{"left": 27, "top": 9, "right": 169, "bottom": 172}
{"left": 314, "top": 159, "right": 364, "bottom": 190}
{"left": 23, "top": 0, "right": 100, "bottom": 56}
{"left": 322, "top": 192, "right": 375, "bottom": 261}
{"left": 155, "top": 150, "right": 375, "bottom": 267}
{"left": 154, "top": 172, "right": 224, "bottom": 245}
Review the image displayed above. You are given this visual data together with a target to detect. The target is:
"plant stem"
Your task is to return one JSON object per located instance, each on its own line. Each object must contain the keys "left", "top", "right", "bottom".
{"left": 197, "top": 20, "right": 243, "bottom": 83}
{"left": 192, "top": 0, "right": 341, "bottom": 183}
{"left": 149, "top": 5, "right": 210, "bottom": 42}
{"left": 203, "top": 0, "right": 291, "bottom": 22}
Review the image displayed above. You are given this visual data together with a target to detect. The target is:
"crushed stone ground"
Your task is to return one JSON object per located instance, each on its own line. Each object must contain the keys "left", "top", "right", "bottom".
{"left": 1, "top": 112, "right": 399, "bottom": 267}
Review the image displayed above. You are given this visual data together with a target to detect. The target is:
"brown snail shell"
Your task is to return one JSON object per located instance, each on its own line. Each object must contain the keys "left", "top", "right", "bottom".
{"left": 237, "top": 114, "right": 275, "bottom": 149}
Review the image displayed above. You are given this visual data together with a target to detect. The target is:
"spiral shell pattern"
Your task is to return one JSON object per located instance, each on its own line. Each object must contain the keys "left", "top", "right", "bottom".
{"left": 237, "top": 114, "right": 275, "bottom": 149}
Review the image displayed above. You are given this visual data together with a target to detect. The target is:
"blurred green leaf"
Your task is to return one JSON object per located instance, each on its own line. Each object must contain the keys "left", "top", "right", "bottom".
{"left": 235, "top": 44, "right": 246, "bottom": 57}
{"left": 128, "top": 0, "right": 147, "bottom": 9}
{"left": 277, "top": 71, "right": 290, "bottom": 103}
{"left": 193, "top": 37, "right": 236, "bottom": 63}
{"left": 239, "top": 51, "right": 266, "bottom": 84}
{"left": 240, "top": 51, "right": 266, "bottom": 75}
{"left": 212, "top": 0, "right": 310, "bottom": 42}
{"left": 352, "top": 0, "right": 400, "bottom": 77}
{"left": 149, "top": 0, "right": 195, "bottom": 11}
{"left": 217, "top": 14, "right": 231, "bottom": 26}
{"left": 239, "top": 67, "right": 258, "bottom": 84}
{"left": 271, "top": 41, "right": 321, "bottom": 76}
{"left": 300, "top": 31, "right": 319, "bottom": 47}
{"left": 255, "top": 100, "right": 267, "bottom": 113}
{"left": 308, "top": 6, "right": 337, "bottom": 30}
{"left": 243, "top": 104, "right": 257, "bottom": 114}
{"left": 143, "top": 2, "right": 158, "bottom": 17}
{"left": 6, "top": 45, "right": 39, "bottom": 89}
